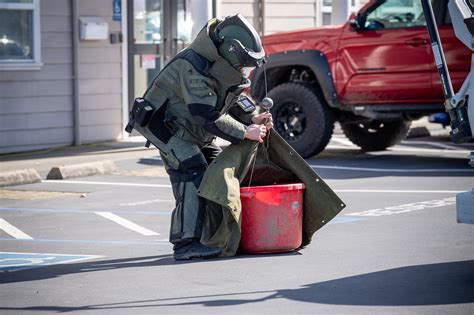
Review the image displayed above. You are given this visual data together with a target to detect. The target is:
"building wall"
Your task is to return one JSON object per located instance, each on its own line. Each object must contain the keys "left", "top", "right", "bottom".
{"left": 76, "top": 0, "right": 123, "bottom": 144}
{"left": 0, "top": 0, "right": 123, "bottom": 154}
{"left": 0, "top": 0, "right": 366, "bottom": 155}
{"left": 221, "top": 0, "right": 261, "bottom": 33}
{"left": 265, "top": 0, "right": 318, "bottom": 34}
{"left": 221, "top": 0, "right": 318, "bottom": 35}
{"left": 0, "top": 0, "right": 74, "bottom": 154}
{"left": 221, "top": 0, "right": 367, "bottom": 35}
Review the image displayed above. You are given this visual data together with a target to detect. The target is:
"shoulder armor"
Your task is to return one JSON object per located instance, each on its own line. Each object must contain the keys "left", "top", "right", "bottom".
{"left": 178, "top": 49, "right": 213, "bottom": 77}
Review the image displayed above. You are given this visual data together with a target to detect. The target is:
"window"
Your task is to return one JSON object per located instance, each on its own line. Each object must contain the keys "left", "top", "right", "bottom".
{"left": 0, "top": 0, "right": 41, "bottom": 70}
{"left": 364, "top": 0, "right": 426, "bottom": 30}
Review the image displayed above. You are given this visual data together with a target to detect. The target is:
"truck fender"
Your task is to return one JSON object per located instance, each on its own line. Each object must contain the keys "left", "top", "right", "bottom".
{"left": 252, "top": 50, "right": 342, "bottom": 109}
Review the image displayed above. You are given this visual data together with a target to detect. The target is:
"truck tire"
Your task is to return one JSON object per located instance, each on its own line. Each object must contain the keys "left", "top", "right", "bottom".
{"left": 341, "top": 120, "right": 411, "bottom": 151}
{"left": 267, "top": 83, "right": 334, "bottom": 158}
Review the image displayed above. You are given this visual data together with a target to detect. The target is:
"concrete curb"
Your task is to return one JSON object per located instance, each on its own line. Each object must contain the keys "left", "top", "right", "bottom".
{"left": 407, "top": 126, "right": 431, "bottom": 138}
{"left": 0, "top": 169, "right": 42, "bottom": 187}
{"left": 46, "top": 160, "right": 118, "bottom": 180}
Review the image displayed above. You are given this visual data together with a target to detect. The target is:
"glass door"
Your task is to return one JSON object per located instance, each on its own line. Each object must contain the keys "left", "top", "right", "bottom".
{"left": 174, "top": 0, "right": 193, "bottom": 57}
{"left": 128, "top": 0, "right": 163, "bottom": 103}
{"left": 128, "top": 0, "right": 193, "bottom": 104}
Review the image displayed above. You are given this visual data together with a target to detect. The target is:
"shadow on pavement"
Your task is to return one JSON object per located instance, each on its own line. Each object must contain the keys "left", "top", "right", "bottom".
{"left": 311, "top": 150, "right": 473, "bottom": 179}
{"left": 156, "top": 260, "right": 474, "bottom": 308}
{"left": 137, "top": 157, "right": 164, "bottom": 166}
{"left": 0, "top": 254, "right": 179, "bottom": 285}
{"left": 1, "top": 260, "right": 472, "bottom": 312}
{"left": 137, "top": 148, "right": 473, "bottom": 180}
{"left": 0, "top": 251, "right": 300, "bottom": 284}
{"left": 274, "top": 260, "right": 474, "bottom": 306}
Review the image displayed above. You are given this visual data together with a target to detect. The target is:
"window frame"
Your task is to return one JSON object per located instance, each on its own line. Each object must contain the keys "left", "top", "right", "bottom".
{"left": 0, "top": 0, "right": 42, "bottom": 70}
{"left": 360, "top": 0, "right": 427, "bottom": 31}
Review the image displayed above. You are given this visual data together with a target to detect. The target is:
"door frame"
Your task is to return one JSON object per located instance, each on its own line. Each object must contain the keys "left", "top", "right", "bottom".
{"left": 126, "top": 0, "right": 179, "bottom": 107}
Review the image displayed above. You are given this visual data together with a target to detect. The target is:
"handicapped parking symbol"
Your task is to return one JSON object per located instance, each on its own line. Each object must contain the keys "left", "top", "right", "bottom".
{"left": 0, "top": 256, "right": 55, "bottom": 268}
{"left": 0, "top": 252, "right": 102, "bottom": 272}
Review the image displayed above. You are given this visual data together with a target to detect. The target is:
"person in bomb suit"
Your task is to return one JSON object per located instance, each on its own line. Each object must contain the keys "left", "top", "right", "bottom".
{"left": 143, "top": 14, "right": 273, "bottom": 260}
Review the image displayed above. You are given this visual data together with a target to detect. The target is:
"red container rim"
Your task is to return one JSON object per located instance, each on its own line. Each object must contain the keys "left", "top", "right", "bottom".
{"left": 240, "top": 183, "right": 305, "bottom": 193}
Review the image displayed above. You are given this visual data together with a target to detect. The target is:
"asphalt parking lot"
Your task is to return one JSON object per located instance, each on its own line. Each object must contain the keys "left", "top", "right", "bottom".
{"left": 0, "top": 128, "right": 473, "bottom": 314}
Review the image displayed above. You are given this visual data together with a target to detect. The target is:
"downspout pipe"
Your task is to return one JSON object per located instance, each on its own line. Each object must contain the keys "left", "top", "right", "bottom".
{"left": 71, "top": 0, "right": 80, "bottom": 145}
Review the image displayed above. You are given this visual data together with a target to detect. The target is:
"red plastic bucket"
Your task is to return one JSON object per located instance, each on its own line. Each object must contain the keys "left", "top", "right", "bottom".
{"left": 239, "top": 183, "right": 305, "bottom": 253}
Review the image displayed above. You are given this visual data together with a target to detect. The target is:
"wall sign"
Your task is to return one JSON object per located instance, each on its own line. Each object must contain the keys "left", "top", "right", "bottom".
{"left": 113, "top": 0, "right": 121, "bottom": 21}
{"left": 142, "top": 54, "right": 156, "bottom": 69}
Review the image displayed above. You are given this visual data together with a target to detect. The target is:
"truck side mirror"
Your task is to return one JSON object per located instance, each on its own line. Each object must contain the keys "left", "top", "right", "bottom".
{"left": 349, "top": 13, "right": 364, "bottom": 31}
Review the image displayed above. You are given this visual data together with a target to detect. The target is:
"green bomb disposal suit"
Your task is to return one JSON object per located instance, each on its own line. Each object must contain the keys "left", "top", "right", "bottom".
{"left": 143, "top": 19, "right": 256, "bottom": 246}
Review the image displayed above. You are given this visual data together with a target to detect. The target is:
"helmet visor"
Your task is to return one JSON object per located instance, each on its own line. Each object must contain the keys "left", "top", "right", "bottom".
{"left": 215, "top": 14, "right": 266, "bottom": 68}
{"left": 229, "top": 38, "right": 266, "bottom": 68}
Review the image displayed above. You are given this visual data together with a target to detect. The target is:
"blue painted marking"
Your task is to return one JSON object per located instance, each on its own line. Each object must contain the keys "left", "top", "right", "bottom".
{"left": 0, "top": 207, "right": 172, "bottom": 215}
{"left": 0, "top": 252, "right": 102, "bottom": 272}
{"left": 329, "top": 217, "right": 364, "bottom": 224}
{"left": 113, "top": 0, "right": 121, "bottom": 21}
{"left": 0, "top": 238, "right": 172, "bottom": 246}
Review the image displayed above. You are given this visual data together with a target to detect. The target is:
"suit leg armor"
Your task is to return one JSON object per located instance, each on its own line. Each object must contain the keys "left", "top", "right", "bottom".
{"left": 160, "top": 141, "right": 221, "bottom": 245}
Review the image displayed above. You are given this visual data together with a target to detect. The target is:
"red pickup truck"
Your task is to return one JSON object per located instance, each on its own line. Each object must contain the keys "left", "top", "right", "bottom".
{"left": 251, "top": 0, "right": 470, "bottom": 158}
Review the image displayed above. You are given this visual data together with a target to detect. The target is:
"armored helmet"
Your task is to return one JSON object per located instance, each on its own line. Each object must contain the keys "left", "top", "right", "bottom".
{"left": 213, "top": 14, "right": 266, "bottom": 69}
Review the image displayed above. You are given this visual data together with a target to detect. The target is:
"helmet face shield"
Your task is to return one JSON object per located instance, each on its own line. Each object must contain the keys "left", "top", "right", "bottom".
{"left": 227, "top": 38, "right": 266, "bottom": 68}
{"left": 214, "top": 14, "right": 266, "bottom": 69}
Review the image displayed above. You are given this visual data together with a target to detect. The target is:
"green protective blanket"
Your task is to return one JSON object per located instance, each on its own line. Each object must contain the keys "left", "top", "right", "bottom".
{"left": 197, "top": 131, "right": 346, "bottom": 256}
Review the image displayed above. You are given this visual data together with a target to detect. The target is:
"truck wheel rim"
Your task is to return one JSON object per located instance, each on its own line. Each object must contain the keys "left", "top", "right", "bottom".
{"left": 357, "top": 121, "right": 386, "bottom": 133}
{"left": 275, "top": 102, "right": 306, "bottom": 141}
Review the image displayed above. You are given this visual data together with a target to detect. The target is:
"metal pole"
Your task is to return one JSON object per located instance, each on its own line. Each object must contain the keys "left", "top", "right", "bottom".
{"left": 421, "top": 0, "right": 455, "bottom": 100}
{"left": 421, "top": 0, "right": 472, "bottom": 143}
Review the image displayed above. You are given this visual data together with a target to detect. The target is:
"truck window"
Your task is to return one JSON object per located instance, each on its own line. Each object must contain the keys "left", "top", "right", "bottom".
{"left": 365, "top": 0, "right": 427, "bottom": 30}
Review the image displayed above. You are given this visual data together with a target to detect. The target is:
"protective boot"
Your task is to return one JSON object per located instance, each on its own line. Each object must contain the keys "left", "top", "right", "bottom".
{"left": 173, "top": 240, "right": 222, "bottom": 260}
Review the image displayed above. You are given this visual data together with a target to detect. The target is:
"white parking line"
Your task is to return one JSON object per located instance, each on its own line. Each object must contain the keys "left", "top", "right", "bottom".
{"left": 310, "top": 165, "right": 473, "bottom": 173}
{"left": 95, "top": 212, "right": 160, "bottom": 236}
{"left": 119, "top": 198, "right": 173, "bottom": 206}
{"left": 42, "top": 179, "right": 471, "bottom": 191}
{"left": 388, "top": 146, "right": 471, "bottom": 154}
{"left": 335, "top": 189, "right": 463, "bottom": 194}
{"left": 0, "top": 218, "right": 33, "bottom": 239}
{"left": 400, "top": 140, "right": 464, "bottom": 150}
{"left": 45, "top": 180, "right": 171, "bottom": 188}
{"left": 330, "top": 137, "right": 357, "bottom": 147}
{"left": 347, "top": 197, "right": 456, "bottom": 217}
{"left": 330, "top": 135, "right": 472, "bottom": 153}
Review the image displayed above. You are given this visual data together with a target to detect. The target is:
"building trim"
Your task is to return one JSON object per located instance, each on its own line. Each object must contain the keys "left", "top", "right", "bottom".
{"left": 121, "top": 0, "right": 129, "bottom": 139}
{"left": 71, "top": 0, "right": 80, "bottom": 145}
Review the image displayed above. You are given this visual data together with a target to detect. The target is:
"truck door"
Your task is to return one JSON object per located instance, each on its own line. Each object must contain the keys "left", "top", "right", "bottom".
{"left": 336, "top": 0, "right": 433, "bottom": 105}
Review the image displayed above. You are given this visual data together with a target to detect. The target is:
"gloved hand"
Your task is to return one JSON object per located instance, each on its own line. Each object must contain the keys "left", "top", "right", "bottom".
{"left": 245, "top": 124, "right": 267, "bottom": 143}
{"left": 251, "top": 112, "right": 273, "bottom": 130}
